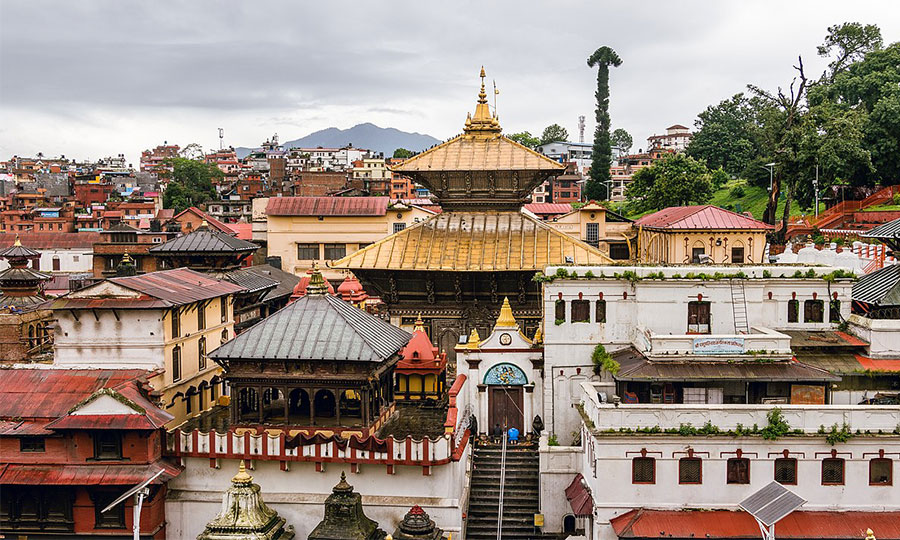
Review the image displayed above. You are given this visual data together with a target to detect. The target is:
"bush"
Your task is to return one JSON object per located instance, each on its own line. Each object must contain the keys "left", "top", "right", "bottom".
{"left": 730, "top": 185, "right": 745, "bottom": 198}
{"left": 591, "top": 343, "right": 620, "bottom": 375}
{"left": 761, "top": 408, "right": 791, "bottom": 440}
{"left": 893, "top": 192, "right": 900, "bottom": 206}
{"left": 547, "top": 434, "right": 559, "bottom": 446}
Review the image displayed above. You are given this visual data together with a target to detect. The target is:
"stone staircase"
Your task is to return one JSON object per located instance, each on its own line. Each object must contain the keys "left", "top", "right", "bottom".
{"left": 465, "top": 441, "right": 540, "bottom": 540}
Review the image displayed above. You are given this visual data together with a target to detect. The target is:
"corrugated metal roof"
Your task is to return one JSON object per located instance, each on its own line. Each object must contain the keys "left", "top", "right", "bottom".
{"left": 45, "top": 413, "right": 162, "bottom": 430}
{"left": 0, "top": 462, "right": 181, "bottom": 485}
{"left": 611, "top": 508, "right": 900, "bottom": 539}
{"left": 266, "top": 196, "right": 390, "bottom": 217}
{"left": 243, "top": 264, "right": 301, "bottom": 302}
{"left": 613, "top": 347, "right": 838, "bottom": 382}
{"left": 523, "top": 203, "right": 573, "bottom": 215}
{"left": 0, "top": 232, "right": 102, "bottom": 249}
{"left": 782, "top": 330, "right": 869, "bottom": 348}
{"left": 863, "top": 217, "right": 900, "bottom": 238}
{"left": 794, "top": 353, "right": 865, "bottom": 375}
{"left": 210, "top": 294, "right": 410, "bottom": 363}
{"left": 149, "top": 228, "right": 258, "bottom": 254}
{"left": 110, "top": 268, "right": 246, "bottom": 305}
{"left": 565, "top": 473, "right": 593, "bottom": 517}
{"left": 332, "top": 211, "right": 611, "bottom": 271}
{"left": 0, "top": 368, "right": 152, "bottom": 420}
{"left": 853, "top": 264, "right": 900, "bottom": 305}
{"left": 221, "top": 268, "right": 279, "bottom": 295}
{"left": 635, "top": 205, "right": 774, "bottom": 230}
{"left": 392, "top": 134, "right": 565, "bottom": 172}
{"left": 172, "top": 206, "right": 233, "bottom": 233}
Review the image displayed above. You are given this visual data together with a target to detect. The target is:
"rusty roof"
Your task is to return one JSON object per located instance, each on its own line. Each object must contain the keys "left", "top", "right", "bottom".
{"left": 0, "top": 368, "right": 152, "bottom": 420}
{"left": 611, "top": 508, "right": 900, "bottom": 539}
{"left": 636, "top": 205, "right": 774, "bottom": 230}
{"left": 0, "top": 461, "right": 182, "bottom": 485}
{"left": 172, "top": 206, "right": 232, "bottom": 233}
{"left": 0, "top": 232, "right": 102, "bottom": 249}
{"left": 331, "top": 211, "right": 611, "bottom": 272}
{"left": 783, "top": 330, "right": 869, "bottom": 349}
{"left": 110, "top": 268, "right": 246, "bottom": 305}
{"left": 523, "top": 203, "right": 573, "bottom": 216}
{"left": 266, "top": 196, "right": 390, "bottom": 217}
{"left": 392, "top": 134, "right": 565, "bottom": 173}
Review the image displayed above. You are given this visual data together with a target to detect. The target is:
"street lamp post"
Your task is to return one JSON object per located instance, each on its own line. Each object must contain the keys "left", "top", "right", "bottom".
{"left": 813, "top": 162, "right": 819, "bottom": 218}
{"left": 762, "top": 162, "right": 777, "bottom": 193}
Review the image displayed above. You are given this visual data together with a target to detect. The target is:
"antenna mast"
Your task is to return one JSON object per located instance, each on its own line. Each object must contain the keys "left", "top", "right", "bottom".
{"left": 578, "top": 116, "right": 586, "bottom": 143}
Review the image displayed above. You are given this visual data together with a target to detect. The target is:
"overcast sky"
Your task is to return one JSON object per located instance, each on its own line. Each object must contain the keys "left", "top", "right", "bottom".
{"left": 2, "top": 1, "right": 899, "bottom": 165}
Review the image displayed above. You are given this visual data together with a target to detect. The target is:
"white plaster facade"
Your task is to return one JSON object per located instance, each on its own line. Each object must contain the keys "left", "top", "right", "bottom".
{"left": 0, "top": 247, "right": 93, "bottom": 273}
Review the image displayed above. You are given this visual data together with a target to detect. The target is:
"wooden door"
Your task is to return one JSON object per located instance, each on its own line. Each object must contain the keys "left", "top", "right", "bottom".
{"left": 489, "top": 386, "right": 524, "bottom": 434}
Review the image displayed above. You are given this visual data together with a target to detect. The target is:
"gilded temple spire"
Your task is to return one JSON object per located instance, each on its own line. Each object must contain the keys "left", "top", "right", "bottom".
{"left": 495, "top": 297, "right": 518, "bottom": 329}
{"left": 463, "top": 67, "right": 501, "bottom": 138}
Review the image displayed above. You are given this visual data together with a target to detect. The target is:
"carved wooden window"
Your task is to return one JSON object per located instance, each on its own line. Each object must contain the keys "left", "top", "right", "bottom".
{"left": 596, "top": 300, "right": 607, "bottom": 323}
{"left": 688, "top": 301, "right": 711, "bottom": 334}
{"left": 804, "top": 300, "right": 824, "bottom": 323}
{"left": 829, "top": 299, "right": 841, "bottom": 323}
{"left": 93, "top": 491, "right": 125, "bottom": 528}
{"left": 774, "top": 457, "right": 797, "bottom": 485}
{"left": 555, "top": 300, "right": 566, "bottom": 323}
{"left": 788, "top": 299, "right": 799, "bottom": 323}
{"left": 632, "top": 457, "right": 655, "bottom": 484}
{"left": 679, "top": 457, "right": 702, "bottom": 484}
{"left": 571, "top": 300, "right": 590, "bottom": 323}
{"left": 822, "top": 458, "right": 844, "bottom": 485}
{"left": 727, "top": 458, "right": 750, "bottom": 484}
{"left": 870, "top": 458, "right": 893, "bottom": 485}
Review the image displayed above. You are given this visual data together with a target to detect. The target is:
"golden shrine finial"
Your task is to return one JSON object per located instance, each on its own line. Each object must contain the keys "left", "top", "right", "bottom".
{"left": 13, "top": 235, "right": 21, "bottom": 247}
{"left": 464, "top": 67, "right": 501, "bottom": 138}
{"left": 413, "top": 312, "right": 425, "bottom": 333}
{"left": 495, "top": 297, "right": 517, "bottom": 328}
{"left": 306, "top": 262, "right": 329, "bottom": 296}
{"left": 532, "top": 324, "right": 543, "bottom": 345}
{"left": 232, "top": 460, "right": 253, "bottom": 484}
{"left": 465, "top": 328, "right": 481, "bottom": 349}
{"left": 121, "top": 250, "right": 134, "bottom": 265}
{"left": 866, "top": 529, "right": 876, "bottom": 540}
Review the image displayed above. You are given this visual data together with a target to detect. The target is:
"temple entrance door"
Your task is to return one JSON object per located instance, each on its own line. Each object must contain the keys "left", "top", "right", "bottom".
{"left": 489, "top": 386, "right": 524, "bottom": 434}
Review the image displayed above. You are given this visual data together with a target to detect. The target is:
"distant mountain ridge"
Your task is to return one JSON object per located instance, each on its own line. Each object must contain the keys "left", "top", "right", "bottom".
{"left": 235, "top": 123, "right": 442, "bottom": 159}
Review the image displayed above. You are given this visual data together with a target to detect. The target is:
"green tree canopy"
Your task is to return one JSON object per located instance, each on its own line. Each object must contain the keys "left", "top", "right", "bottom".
{"left": 393, "top": 148, "right": 415, "bottom": 159}
{"left": 507, "top": 131, "right": 541, "bottom": 148}
{"left": 817, "top": 21, "right": 883, "bottom": 79}
{"left": 626, "top": 154, "right": 712, "bottom": 212}
{"left": 686, "top": 94, "right": 766, "bottom": 176}
{"left": 585, "top": 46, "right": 622, "bottom": 201}
{"left": 611, "top": 128, "right": 633, "bottom": 154}
{"left": 540, "top": 124, "right": 569, "bottom": 145}
{"left": 162, "top": 157, "right": 221, "bottom": 213}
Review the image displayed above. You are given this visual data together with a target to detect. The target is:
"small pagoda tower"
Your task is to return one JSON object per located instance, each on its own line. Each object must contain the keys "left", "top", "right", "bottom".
{"left": 0, "top": 236, "right": 51, "bottom": 310}
{"left": 307, "top": 472, "right": 386, "bottom": 540}
{"left": 394, "top": 315, "right": 447, "bottom": 402}
{"left": 390, "top": 505, "right": 445, "bottom": 540}
{"left": 196, "top": 461, "right": 295, "bottom": 540}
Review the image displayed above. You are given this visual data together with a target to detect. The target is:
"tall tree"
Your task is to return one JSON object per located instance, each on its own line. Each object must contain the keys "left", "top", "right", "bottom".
{"left": 162, "top": 157, "right": 221, "bottom": 213}
{"left": 686, "top": 94, "right": 765, "bottom": 175}
{"left": 585, "top": 46, "right": 622, "bottom": 201}
{"left": 610, "top": 128, "right": 633, "bottom": 154}
{"left": 507, "top": 131, "right": 541, "bottom": 149}
{"left": 626, "top": 153, "right": 712, "bottom": 211}
{"left": 393, "top": 148, "right": 415, "bottom": 159}
{"left": 817, "top": 22, "right": 883, "bottom": 79}
{"left": 540, "top": 124, "right": 569, "bottom": 145}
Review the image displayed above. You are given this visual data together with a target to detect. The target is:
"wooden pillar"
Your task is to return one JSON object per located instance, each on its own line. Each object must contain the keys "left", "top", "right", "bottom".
{"left": 361, "top": 389, "right": 369, "bottom": 426}
{"left": 257, "top": 385, "right": 264, "bottom": 424}
{"left": 309, "top": 388, "right": 316, "bottom": 426}
{"left": 283, "top": 385, "right": 289, "bottom": 422}
{"left": 335, "top": 389, "right": 341, "bottom": 426}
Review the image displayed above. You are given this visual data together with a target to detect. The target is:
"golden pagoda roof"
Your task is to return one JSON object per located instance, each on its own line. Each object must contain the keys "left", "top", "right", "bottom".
{"left": 331, "top": 211, "right": 612, "bottom": 272}
{"left": 392, "top": 68, "right": 564, "bottom": 174}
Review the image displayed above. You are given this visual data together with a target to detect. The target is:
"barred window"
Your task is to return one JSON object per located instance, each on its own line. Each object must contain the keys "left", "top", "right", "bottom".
{"left": 323, "top": 243, "right": 346, "bottom": 260}
{"left": 727, "top": 458, "right": 750, "bottom": 484}
{"left": 172, "top": 345, "right": 182, "bottom": 382}
{"left": 596, "top": 299, "right": 607, "bottom": 323}
{"left": 822, "top": 458, "right": 844, "bottom": 485}
{"left": 571, "top": 300, "right": 590, "bottom": 323}
{"left": 632, "top": 457, "right": 655, "bottom": 484}
{"left": 678, "top": 457, "right": 702, "bottom": 484}
{"left": 585, "top": 223, "right": 599, "bottom": 247}
{"left": 774, "top": 457, "right": 797, "bottom": 485}
{"left": 870, "top": 458, "right": 893, "bottom": 486}
{"left": 555, "top": 300, "right": 566, "bottom": 323}
{"left": 198, "top": 337, "right": 207, "bottom": 371}
{"left": 731, "top": 247, "right": 745, "bottom": 264}
{"left": 393, "top": 222, "right": 407, "bottom": 234}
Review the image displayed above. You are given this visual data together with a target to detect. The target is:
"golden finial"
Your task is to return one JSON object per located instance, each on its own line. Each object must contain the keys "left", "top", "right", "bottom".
{"left": 533, "top": 324, "right": 543, "bottom": 345}
{"left": 200, "top": 219, "right": 209, "bottom": 229}
{"left": 121, "top": 250, "right": 134, "bottom": 265}
{"left": 13, "top": 235, "right": 21, "bottom": 247}
{"left": 232, "top": 460, "right": 253, "bottom": 484}
{"left": 466, "top": 328, "right": 481, "bottom": 349}
{"left": 495, "top": 297, "right": 517, "bottom": 329}
{"left": 413, "top": 312, "right": 425, "bottom": 333}
{"left": 866, "top": 529, "right": 876, "bottom": 540}
{"left": 306, "top": 262, "right": 329, "bottom": 296}
{"left": 464, "top": 67, "right": 502, "bottom": 138}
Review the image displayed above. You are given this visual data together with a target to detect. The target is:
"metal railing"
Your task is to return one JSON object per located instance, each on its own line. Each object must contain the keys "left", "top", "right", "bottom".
{"left": 496, "top": 429, "right": 508, "bottom": 540}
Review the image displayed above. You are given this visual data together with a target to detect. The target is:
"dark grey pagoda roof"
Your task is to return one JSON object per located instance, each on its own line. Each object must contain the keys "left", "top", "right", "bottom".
{"left": 243, "top": 264, "right": 301, "bottom": 302}
{"left": 150, "top": 226, "right": 259, "bottom": 254}
{"left": 0, "top": 242, "right": 39, "bottom": 259}
{"left": 210, "top": 293, "right": 411, "bottom": 363}
{"left": 853, "top": 264, "right": 900, "bottom": 306}
{"left": 220, "top": 268, "right": 279, "bottom": 295}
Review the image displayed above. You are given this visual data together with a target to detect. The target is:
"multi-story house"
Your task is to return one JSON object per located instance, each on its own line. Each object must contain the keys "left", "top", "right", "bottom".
{"left": 264, "top": 196, "right": 435, "bottom": 280}
{"left": 48, "top": 267, "right": 246, "bottom": 426}
{"left": 647, "top": 123, "right": 693, "bottom": 152}
{"left": 352, "top": 158, "right": 391, "bottom": 195}
{"left": 0, "top": 368, "right": 179, "bottom": 539}
{"left": 139, "top": 143, "right": 180, "bottom": 175}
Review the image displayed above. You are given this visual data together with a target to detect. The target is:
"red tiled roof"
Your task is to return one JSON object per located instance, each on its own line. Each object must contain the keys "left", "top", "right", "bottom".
{"left": 266, "top": 196, "right": 390, "bottom": 217}
{"left": 0, "top": 369, "right": 151, "bottom": 421}
{"left": 173, "top": 206, "right": 232, "bottom": 233}
{"left": 46, "top": 413, "right": 163, "bottom": 430}
{"left": 635, "top": 205, "right": 774, "bottom": 230}
{"left": 0, "top": 461, "right": 182, "bottom": 485}
{"left": 611, "top": 509, "right": 900, "bottom": 539}
{"left": 226, "top": 222, "right": 252, "bottom": 240}
{"left": 855, "top": 354, "right": 900, "bottom": 372}
{"left": 524, "top": 203, "right": 573, "bottom": 216}
{"left": 396, "top": 329, "right": 445, "bottom": 374}
{"left": 0, "top": 232, "right": 102, "bottom": 249}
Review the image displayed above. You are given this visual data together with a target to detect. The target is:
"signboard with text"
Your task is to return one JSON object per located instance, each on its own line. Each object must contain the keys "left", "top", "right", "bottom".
{"left": 692, "top": 337, "right": 745, "bottom": 355}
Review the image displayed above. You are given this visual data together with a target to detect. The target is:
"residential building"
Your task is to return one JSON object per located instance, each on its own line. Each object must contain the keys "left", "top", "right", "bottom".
{"left": 523, "top": 202, "right": 573, "bottom": 221}
{"left": 48, "top": 267, "right": 246, "bottom": 426}
{"left": 205, "top": 197, "right": 252, "bottom": 223}
{"left": 264, "top": 196, "right": 435, "bottom": 280}
{"left": 91, "top": 223, "right": 175, "bottom": 277}
{"left": 388, "top": 158, "right": 418, "bottom": 199}
{"left": 550, "top": 162, "right": 583, "bottom": 204}
{"left": 543, "top": 201, "right": 634, "bottom": 260}
{"left": 0, "top": 232, "right": 99, "bottom": 273}
{"left": 291, "top": 171, "right": 350, "bottom": 197}
{"left": 647, "top": 123, "right": 693, "bottom": 152}
{"left": 635, "top": 205, "right": 774, "bottom": 264}
{"left": 352, "top": 158, "right": 391, "bottom": 195}
{"left": 536, "top": 141, "right": 622, "bottom": 172}
{"left": 140, "top": 143, "right": 180, "bottom": 175}
{"left": 0, "top": 368, "right": 179, "bottom": 539}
